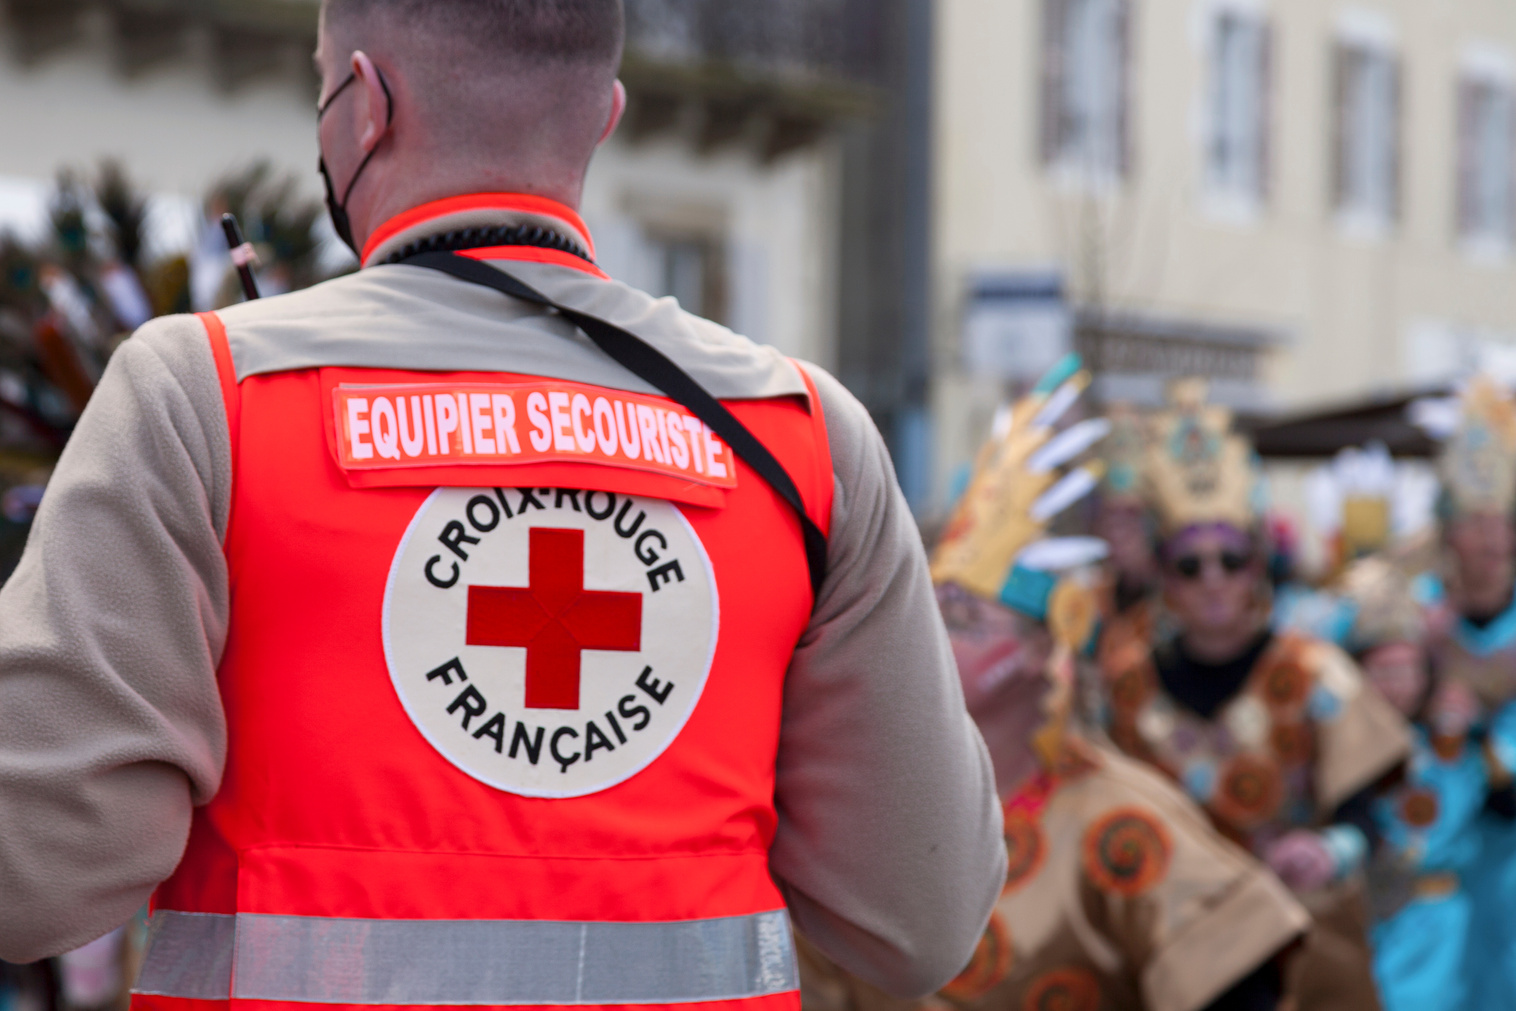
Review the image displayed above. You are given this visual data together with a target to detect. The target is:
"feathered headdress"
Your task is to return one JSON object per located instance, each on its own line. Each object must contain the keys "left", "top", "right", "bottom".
{"left": 932, "top": 354, "right": 1110, "bottom": 621}
{"left": 1307, "top": 442, "right": 1397, "bottom": 567}
{"left": 1335, "top": 556, "right": 1423, "bottom": 652}
{"left": 1277, "top": 555, "right": 1423, "bottom": 655}
{"left": 1142, "top": 378, "right": 1259, "bottom": 535}
{"left": 932, "top": 354, "right": 1109, "bottom": 767}
{"left": 1440, "top": 376, "right": 1516, "bottom": 520}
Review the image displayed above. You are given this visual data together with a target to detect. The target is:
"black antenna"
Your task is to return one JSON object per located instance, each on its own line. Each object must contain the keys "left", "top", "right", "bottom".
{"left": 221, "top": 213, "right": 261, "bottom": 301}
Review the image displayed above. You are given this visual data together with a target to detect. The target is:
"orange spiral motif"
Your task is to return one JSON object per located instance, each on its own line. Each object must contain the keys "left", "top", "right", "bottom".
{"left": 1269, "top": 722, "right": 1313, "bottom": 767}
{"left": 1082, "top": 807, "right": 1172, "bottom": 897}
{"left": 1260, "top": 659, "right": 1311, "bottom": 710}
{"left": 941, "top": 913, "right": 1015, "bottom": 1001}
{"left": 1021, "top": 967, "right": 1101, "bottom": 1011}
{"left": 1212, "top": 754, "right": 1284, "bottom": 830}
{"left": 1401, "top": 788, "right": 1440, "bottom": 829}
{"left": 1004, "top": 813, "right": 1047, "bottom": 891}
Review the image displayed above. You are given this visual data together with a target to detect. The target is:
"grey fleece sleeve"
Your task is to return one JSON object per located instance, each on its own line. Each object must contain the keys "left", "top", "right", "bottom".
{"left": 0, "top": 315, "right": 230, "bottom": 964}
{"left": 772, "top": 365, "right": 1006, "bottom": 998}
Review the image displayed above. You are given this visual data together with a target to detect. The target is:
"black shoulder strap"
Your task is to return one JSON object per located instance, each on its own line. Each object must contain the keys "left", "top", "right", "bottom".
{"left": 400, "top": 250, "right": 829, "bottom": 598}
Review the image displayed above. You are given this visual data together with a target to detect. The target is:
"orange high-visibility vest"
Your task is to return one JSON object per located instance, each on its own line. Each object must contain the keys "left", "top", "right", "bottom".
{"left": 132, "top": 304, "right": 832, "bottom": 1011}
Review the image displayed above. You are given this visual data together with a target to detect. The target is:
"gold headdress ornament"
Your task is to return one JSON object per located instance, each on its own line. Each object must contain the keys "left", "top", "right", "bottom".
{"left": 1142, "top": 378, "right": 1259, "bottom": 535}
{"left": 1336, "top": 443, "right": 1395, "bottom": 561}
{"left": 1440, "top": 376, "right": 1516, "bottom": 520}
{"left": 932, "top": 354, "right": 1109, "bottom": 610}
{"left": 1100, "top": 403, "right": 1151, "bottom": 504}
{"left": 1310, "top": 442, "right": 1396, "bottom": 568}
{"left": 931, "top": 353, "right": 1109, "bottom": 766}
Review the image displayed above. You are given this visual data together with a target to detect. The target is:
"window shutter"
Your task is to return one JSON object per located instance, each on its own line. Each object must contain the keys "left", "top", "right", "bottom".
{"left": 1456, "top": 78, "right": 1479, "bottom": 238}
{"left": 1258, "top": 20, "right": 1274, "bottom": 202}
{"left": 1040, "top": 0, "right": 1068, "bottom": 165}
{"left": 1205, "top": 13, "right": 1223, "bottom": 186}
{"left": 1116, "top": 0, "right": 1135, "bottom": 178}
{"left": 1330, "top": 42, "right": 1350, "bottom": 212}
{"left": 1506, "top": 85, "right": 1516, "bottom": 241}
{"left": 1389, "top": 55, "right": 1404, "bottom": 223}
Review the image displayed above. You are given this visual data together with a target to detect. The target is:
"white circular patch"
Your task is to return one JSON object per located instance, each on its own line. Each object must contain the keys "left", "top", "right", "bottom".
{"left": 384, "top": 487, "right": 718, "bottom": 798}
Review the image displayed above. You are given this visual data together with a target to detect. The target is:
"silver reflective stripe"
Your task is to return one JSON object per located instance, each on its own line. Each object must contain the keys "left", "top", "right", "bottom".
{"left": 137, "top": 911, "right": 236, "bottom": 1000}
{"left": 134, "top": 909, "right": 798, "bottom": 1005}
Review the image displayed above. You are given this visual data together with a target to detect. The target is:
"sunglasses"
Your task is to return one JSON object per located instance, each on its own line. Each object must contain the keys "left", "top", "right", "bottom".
{"left": 1171, "top": 550, "right": 1253, "bottom": 580}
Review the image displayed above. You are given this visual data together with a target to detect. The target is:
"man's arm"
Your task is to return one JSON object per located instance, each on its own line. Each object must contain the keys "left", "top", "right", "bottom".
{"left": 772, "top": 365, "right": 1006, "bottom": 999}
{"left": 0, "top": 316, "right": 230, "bottom": 964}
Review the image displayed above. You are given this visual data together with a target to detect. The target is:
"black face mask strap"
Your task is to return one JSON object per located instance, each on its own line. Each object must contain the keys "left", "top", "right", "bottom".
{"left": 318, "top": 68, "right": 394, "bottom": 257}
{"left": 400, "top": 250, "right": 831, "bottom": 600}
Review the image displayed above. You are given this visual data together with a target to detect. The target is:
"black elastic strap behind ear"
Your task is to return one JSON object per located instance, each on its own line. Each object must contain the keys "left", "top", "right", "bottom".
{"left": 399, "top": 250, "right": 829, "bottom": 599}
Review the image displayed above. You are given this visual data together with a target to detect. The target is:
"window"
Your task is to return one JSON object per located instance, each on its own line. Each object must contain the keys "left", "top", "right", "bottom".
{"left": 1332, "top": 40, "right": 1401, "bottom": 230}
{"left": 646, "top": 230, "right": 727, "bottom": 325}
{"left": 617, "top": 198, "right": 730, "bottom": 326}
{"left": 1205, "top": 9, "right": 1271, "bottom": 204}
{"left": 1040, "top": 0, "right": 1133, "bottom": 180}
{"left": 1458, "top": 74, "right": 1515, "bottom": 249}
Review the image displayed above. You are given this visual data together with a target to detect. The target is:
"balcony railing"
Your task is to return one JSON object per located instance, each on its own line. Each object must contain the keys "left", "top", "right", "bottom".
{"left": 0, "top": 0, "right": 879, "bottom": 157}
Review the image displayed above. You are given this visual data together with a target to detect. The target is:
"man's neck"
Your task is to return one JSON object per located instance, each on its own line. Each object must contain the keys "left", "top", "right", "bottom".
{"left": 354, "top": 169, "right": 584, "bottom": 261}
{"left": 1463, "top": 587, "right": 1516, "bottom": 626}
{"left": 1180, "top": 620, "right": 1264, "bottom": 666}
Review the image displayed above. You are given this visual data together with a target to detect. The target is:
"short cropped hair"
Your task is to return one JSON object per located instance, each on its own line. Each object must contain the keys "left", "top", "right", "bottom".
{"left": 325, "top": 0, "right": 624, "bottom": 67}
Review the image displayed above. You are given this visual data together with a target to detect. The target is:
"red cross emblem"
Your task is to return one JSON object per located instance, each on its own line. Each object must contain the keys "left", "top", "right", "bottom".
{"left": 466, "top": 527, "right": 643, "bottom": 710}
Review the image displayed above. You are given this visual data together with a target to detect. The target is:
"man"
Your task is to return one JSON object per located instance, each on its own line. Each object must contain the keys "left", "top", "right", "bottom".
{"left": 1092, "top": 403, "right": 1162, "bottom": 718}
{"left": 1095, "top": 404, "right": 1160, "bottom": 620}
{"left": 0, "top": 2, "right": 1006, "bottom": 1005}
{"left": 1418, "top": 377, "right": 1516, "bottom": 1011}
{"left": 1427, "top": 378, "right": 1516, "bottom": 711}
{"left": 1315, "top": 558, "right": 1487, "bottom": 1011}
{"left": 800, "top": 357, "right": 1309, "bottom": 1011}
{"left": 1095, "top": 380, "right": 1411, "bottom": 1010}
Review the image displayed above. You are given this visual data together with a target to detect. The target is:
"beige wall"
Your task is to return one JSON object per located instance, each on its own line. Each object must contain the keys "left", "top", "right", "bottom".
{"left": 933, "top": 0, "right": 1516, "bottom": 507}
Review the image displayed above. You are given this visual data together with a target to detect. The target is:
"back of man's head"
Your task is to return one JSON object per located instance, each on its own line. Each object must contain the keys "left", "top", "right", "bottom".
{"left": 321, "top": 0, "right": 625, "bottom": 184}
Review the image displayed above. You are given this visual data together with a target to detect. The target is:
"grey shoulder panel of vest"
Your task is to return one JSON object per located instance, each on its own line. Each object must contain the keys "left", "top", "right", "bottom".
{"left": 211, "top": 263, "right": 810, "bottom": 403}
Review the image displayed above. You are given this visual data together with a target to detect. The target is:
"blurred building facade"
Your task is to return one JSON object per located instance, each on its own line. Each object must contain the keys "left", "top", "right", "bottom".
{"left": 933, "top": 0, "right": 1516, "bottom": 508}
{"left": 0, "top": 0, "right": 904, "bottom": 381}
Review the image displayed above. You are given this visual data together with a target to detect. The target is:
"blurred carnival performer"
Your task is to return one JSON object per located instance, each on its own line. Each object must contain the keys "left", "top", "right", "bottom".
{"left": 1094, "top": 404, "right": 1162, "bottom": 672}
{"left": 1419, "top": 377, "right": 1516, "bottom": 1011}
{"left": 799, "top": 358, "right": 1309, "bottom": 1011}
{"left": 1283, "top": 557, "right": 1484, "bottom": 1011}
{"left": 1096, "top": 379, "right": 1411, "bottom": 1010}
{"left": 1426, "top": 378, "right": 1516, "bottom": 717}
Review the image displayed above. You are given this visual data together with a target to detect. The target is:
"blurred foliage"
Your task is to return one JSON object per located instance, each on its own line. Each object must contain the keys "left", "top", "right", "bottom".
{"left": 0, "top": 159, "right": 338, "bottom": 579}
{"left": 209, "top": 162, "right": 329, "bottom": 299}
{"left": 98, "top": 161, "right": 149, "bottom": 272}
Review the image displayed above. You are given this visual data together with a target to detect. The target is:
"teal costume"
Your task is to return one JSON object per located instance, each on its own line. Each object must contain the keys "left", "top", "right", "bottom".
{"left": 1467, "top": 695, "right": 1516, "bottom": 1011}
{"left": 1369, "top": 729, "right": 1485, "bottom": 1011}
{"left": 1426, "top": 579, "right": 1516, "bottom": 1011}
{"left": 1285, "top": 572, "right": 1503, "bottom": 1010}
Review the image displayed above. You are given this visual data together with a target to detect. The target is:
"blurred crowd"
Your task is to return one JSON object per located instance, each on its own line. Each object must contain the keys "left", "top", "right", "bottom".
{"left": 807, "top": 362, "right": 1516, "bottom": 1011}
{"left": 0, "top": 163, "right": 336, "bottom": 583}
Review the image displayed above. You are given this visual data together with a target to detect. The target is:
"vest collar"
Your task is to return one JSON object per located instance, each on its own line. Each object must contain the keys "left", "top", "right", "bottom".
{"left": 361, "top": 193, "right": 601, "bottom": 276}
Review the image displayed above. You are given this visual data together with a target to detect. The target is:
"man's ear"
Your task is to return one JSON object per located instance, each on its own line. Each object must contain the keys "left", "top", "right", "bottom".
{"left": 352, "top": 50, "right": 392, "bottom": 153}
{"left": 599, "top": 80, "right": 627, "bottom": 145}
